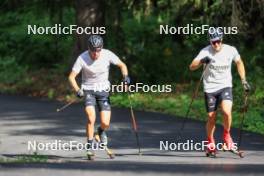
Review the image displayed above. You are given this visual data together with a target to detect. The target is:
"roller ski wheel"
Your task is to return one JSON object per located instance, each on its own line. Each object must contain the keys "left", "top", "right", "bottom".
{"left": 106, "top": 147, "right": 115, "bottom": 159}
{"left": 230, "top": 149, "right": 244, "bottom": 158}
{"left": 86, "top": 151, "right": 95, "bottom": 160}
{"left": 222, "top": 143, "right": 244, "bottom": 158}
{"left": 206, "top": 137, "right": 216, "bottom": 158}
{"left": 206, "top": 150, "right": 216, "bottom": 158}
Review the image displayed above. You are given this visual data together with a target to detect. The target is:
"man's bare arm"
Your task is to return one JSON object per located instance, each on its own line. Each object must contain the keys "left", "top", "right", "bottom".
{"left": 189, "top": 59, "right": 202, "bottom": 71}
{"left": 116, "top": 60, "right": 128, "bottom": 77}
{"left": 68, "top": 71, "right": 80, "bottom": 92}
{"left": 235, "top": 57, "right": 246, "bottom": 81}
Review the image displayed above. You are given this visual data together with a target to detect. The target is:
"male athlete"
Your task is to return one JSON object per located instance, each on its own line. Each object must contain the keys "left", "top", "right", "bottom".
{"left": 69, "top": 35, "right": 130, "bottom": 159}
{"left": 189, "top": 27, "right": 250, "bottom": 156}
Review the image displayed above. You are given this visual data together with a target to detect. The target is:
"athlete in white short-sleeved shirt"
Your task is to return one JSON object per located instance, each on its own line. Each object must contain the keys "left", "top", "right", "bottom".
{"left": 69, "top": 35, "right": 130, "bottom": 159}
{"left": 72, "top": 49, "right": 121, "bottom": 91}
{"left": 189, "top": 27, "right": 250, "bottom": 156}
{"left": 194, "top": 44, "right": 240, "bottom": 93}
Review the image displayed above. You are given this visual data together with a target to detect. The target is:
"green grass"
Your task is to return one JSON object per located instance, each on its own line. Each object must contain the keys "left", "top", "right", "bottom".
{"left": 0, "top": 153, "right": 48, "bottom": 163}
{"left": 111, "top": 89, "right": 264, "bottom": 135}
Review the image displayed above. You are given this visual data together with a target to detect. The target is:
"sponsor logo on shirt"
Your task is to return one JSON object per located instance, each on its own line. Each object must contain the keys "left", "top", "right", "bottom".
{"left": 209, "top": 65, "right": 230, "bottom": 71}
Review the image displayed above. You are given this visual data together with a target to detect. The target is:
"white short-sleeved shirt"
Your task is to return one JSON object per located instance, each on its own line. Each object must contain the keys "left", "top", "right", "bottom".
{"left": 72, "top": 49, "right": 121, "bottom": 91}
{"left": 194, "top": 44, "right": 241, "bottom": 93}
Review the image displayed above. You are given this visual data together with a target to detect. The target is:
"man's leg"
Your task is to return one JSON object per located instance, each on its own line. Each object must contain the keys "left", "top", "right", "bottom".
{"left": 221, "top": 100, "right": 235, "bottom": 149}
{"left": 206, "top": 111, "right": 217, "bottom": 152}
{"left": 85, "top": 106, "right": 96, "bottom": 142}
{"left": 204, "top": 92, "right": 218, "bottom": 152}
{"left": 100, "top": 111, "right": 111, "bottom": 130}
{"left": 206, "top": 111, "right": 217, "bottom": 139}
{"left": 99, "top": 110, "right": 115, "bottom": 158}
{"left": 97, "top": 111, "right": 111, "bottom": 144}
{"left": 221, "top": 100, "right": 232, "bottom": 131}
{"left": 96, "top": 92, "right": 111, "bottom": 146}
{"left": 84, "top": 105, "right": 96, "bottom": 159}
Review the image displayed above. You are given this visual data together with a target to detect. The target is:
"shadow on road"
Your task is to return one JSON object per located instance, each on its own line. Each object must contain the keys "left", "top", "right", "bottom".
{"left": 0, "top": 94, "right": 264, "bottom": 151}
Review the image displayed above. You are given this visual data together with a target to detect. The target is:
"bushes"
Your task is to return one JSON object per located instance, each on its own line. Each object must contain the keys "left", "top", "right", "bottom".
{"left": 0, "top": 8, "right": 74, "bottom": 70}
{"left": 0, "top": 57, "right": 27, "bottom": 84}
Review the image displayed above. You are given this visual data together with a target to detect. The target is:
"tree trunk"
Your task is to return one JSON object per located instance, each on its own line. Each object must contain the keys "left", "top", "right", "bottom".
{"left": 72, "top": 0, "right": 105, "bottom": 60}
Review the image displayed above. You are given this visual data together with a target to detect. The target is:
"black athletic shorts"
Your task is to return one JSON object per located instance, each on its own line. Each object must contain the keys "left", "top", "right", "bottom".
{"left": 204, "top": 87, "right": 233, "bottom": 113}
{"left": 84, "top": 90, "right": 111, "bottom": 111}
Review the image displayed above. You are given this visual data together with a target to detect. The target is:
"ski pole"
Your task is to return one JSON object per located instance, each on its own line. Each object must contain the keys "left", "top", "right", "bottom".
{"left": 177, "top": 64, "right": 209, "bottom": 141}
{"left": 237, "top": 91, "right": 249, "bottom": 149}
{"left": 56, "top": 99, "right": 77, "bottom": 112}
{"left": 127, "top": 92, "right": 142, "bottom": 155}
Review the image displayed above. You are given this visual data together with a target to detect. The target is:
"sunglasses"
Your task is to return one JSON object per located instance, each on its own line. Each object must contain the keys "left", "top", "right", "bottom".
{"left": 211, "top": 40, "right": 222, "bottom": 45}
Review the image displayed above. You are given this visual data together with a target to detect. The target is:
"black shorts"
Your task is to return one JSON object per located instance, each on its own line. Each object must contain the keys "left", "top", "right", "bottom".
{"left": 204, "top": 87, "right": 233, "bottom": 113}
{"left": 84, "top": 90, "right": 111, "bottom": 111}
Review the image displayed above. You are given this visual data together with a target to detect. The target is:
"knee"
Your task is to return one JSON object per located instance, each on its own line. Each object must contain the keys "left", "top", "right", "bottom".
{"left": 87, "top": 119, "right": 95, "bottom": 125}
{"left": 101, "top": 122, "right": 109, "bottom": 129}
{"left": 207, "top": 118, "right": 216, "bottom": 125}
{"left": 86, "top": 114, "right": 95, "bottom": 125}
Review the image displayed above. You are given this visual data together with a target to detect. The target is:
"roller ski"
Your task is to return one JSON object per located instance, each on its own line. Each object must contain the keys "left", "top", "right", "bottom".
{"left": 222, "top": 143, "right": 244, "bottom": 158}
{"left": 86, "top": 139, "right": 95, "bottom": 160}
{"left": 222, "top": 131, "right": 244, "bottom": 158}
{"left": 94, "top": 127, "right": 115, "bottom": 159}
{"left": 205, "top": 137, "right": 217, "bottom": 158}
{"left": 86, "top": 150, "right": 95, "bottom": 160}
{"left": 105, "top": 147, "right": 115, "bottom": 159}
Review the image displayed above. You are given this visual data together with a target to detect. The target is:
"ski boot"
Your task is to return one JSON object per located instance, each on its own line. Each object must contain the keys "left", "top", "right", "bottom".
{"left": 205, "top": 137, "right": 217, "bottom": 158}
{"left": 95, "top": 127, "right": 108, "bottom": 147}
{"left": 222, "top": 130, "right": 243, "bottom": 158}
{"left": 95, "top": 127, "right": 115, "bottom": 159}
{"left": 86, "top": 139, "right": 95, "bottom": 160}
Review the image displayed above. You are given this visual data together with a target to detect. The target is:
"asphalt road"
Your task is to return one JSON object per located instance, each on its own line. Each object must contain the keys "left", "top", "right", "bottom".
{"left": 0, "top": 94, "right": 264, "bottom": 176}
